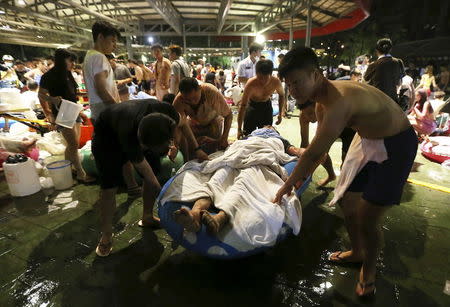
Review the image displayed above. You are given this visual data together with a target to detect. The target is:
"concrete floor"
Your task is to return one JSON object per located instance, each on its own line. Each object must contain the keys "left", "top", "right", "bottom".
{"left": 0, "top": 110, "right": 449, "bottom": 306}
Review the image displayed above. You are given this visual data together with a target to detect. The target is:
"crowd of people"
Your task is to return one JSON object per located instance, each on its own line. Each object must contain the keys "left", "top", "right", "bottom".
{"left": 1, "top": 19, "right": 449, "bottom": 300}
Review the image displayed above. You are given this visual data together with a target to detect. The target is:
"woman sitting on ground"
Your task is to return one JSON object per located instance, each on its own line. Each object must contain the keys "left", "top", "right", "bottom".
{"left": 408, "top": 89, "right": 436, "bottom": 136}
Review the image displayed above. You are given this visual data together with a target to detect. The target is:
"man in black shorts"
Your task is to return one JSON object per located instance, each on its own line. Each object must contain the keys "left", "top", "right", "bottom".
{"left": 92, "top": 99, "right": 187, "bottom": 257}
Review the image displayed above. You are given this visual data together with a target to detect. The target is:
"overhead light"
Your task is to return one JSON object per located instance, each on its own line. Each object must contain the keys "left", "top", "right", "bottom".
{"left": 16, "top": 0, "right": 26, "bottom": 6}
{"left": 341, "top": 44, "right": 345, "bottom": 48}
{"left": 147, "top": 36, "right": 154, "bottom": 44}
{"left": 255, "top": 34, "right": 266, "bottom": 44}
{"left": 56, "top": 44, "right": 71, "bottom": 49}
{"left": 0, "top": 10, "right": 5, "bottom": 14}
{"left": 37, "top": 35, "right": 43, "bottom": 38}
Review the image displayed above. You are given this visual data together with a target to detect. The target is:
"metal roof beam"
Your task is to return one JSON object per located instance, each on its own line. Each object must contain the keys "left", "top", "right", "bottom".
{"left": 217, "top": 0, "right": 233, "bottom": 34}
{"left": 311, "top": 5, "right": 341, "bottom": 19}
{"left": 123, "top": 31, "right": 255, "bottom": 37}
{"left": 0, "top": 2, "right": 90, "bottom": 33}
{"left": 256, "top": 0, "right": 320, "bottom": 33}
{"left": 145, "top": 0, "right": 183, "bottom": 35}
{"left": 58, "top": 0, "right": 126, "bottom": 27}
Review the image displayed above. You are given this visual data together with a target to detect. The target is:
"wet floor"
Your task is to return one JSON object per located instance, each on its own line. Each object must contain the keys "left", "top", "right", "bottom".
{"left": 1, "top": 111, "right": 450, "bottom": 306}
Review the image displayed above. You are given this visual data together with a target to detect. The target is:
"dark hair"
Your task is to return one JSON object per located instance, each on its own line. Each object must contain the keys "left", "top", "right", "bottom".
{"left": 168, "top": 44, "right": 182, "bottom": 57}
{"left": 91, "top": 21, "right": 120, "bottom": 42}
{"left": 376, "top": 38, "right": 392, "bottom": 54}
{"left": 138, "top": 113, "right": 176, "bottom": 148}
{"left": 249, "top": 42, "right": 263, "bottom": 54}
{"left": 162, "top": 93, "right": 176, "bottom": 104}
{"left": 45, "top": 55, "right": 54, "bottom": 62}
{"left": 15, "top": 60, "right": 24, "bottom": 66}
{"left": 205, "top": 72, "right": 216, "bottom": 85}
{"left": 151, "top": 44, "right": 163, "bottom": 51}
{"left": 27, "top": 81, "right": 38, "bottom": 90}
{"left": 415, "top": 89, "right": 432, "bottom": 113}
{"left": 256, "top": 59, "right": 274, "bottom": 75}
{"left": 54, "top": 49, "right": 77, "bottom": 71}
{"left": 179, "top": 77, "right": 200, "bottom": 93}
{"left": 277, "top": 53, "right": 285, "bottom": 59}
{"left": 278, "top": 47, "right": 319, "bottom": 79}
{"left": 105, "top": 54, "right": 115, "bottom": 60}
{"left": 44, "top": 49, "right": 78, "bottom": 96}
{"left": 137, "top": 60, "right": 144, "bottom": 65}
{"left": 128, "top": 59, "right": 138, "bottom": 65}
{"left": 219, "top": 70, "right": 224, "bottom": 76}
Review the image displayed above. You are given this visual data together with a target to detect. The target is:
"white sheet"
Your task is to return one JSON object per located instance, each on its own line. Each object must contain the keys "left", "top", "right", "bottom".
{"left": 160, "top": 137, "right": 302, "bottom": 252}
{"left": 329, "top": 133, "right": 388, "bottom": 206}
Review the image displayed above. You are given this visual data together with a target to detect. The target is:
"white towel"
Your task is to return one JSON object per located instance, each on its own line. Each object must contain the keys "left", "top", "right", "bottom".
{"left": 330, "top": 134, "right": 388, "bottom": 206}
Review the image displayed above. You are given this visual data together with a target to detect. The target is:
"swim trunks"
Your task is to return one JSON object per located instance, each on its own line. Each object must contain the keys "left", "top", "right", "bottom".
{"left": 243, "top": 99, "right": 273, "bottom": 135}
{"left": 347, "top": 126, "right": 418, "bottom": 206}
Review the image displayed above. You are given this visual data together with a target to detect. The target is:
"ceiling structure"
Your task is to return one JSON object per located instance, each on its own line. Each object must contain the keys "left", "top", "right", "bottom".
{"left": 0, "top": 0, "right": 365, "bottom": 50}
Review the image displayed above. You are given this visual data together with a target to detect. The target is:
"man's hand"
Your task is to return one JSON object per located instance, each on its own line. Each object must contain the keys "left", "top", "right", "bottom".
{"left": 272, "top": 182, "right": 294, "bottom": 205}
{"left": 195, "top": 148, "right": 209, "bottom": 162}
{"left": 275, "top": 115, "right": 282, "bottom": 125}
{"left": 218, "top": 138, "right": 229, "bottom": 150}
{"left": 79, "top": 112, "right": 89, "bottom": 125}
{"left": 168, "top": 145, "right": 178, "bottom": 162}
{"left": 46, "top": 114, "right": 57, "bottom": 131}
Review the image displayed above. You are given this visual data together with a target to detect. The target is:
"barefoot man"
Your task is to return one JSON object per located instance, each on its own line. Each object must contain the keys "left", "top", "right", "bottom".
{"left": 273, "top": 47, "right": 417, "bottom": 298}
{"left": 152, "top": 44, "right": 171, "bottom": 101}
{"left": 237, "top": 59, "right": 285, "bottom": 139}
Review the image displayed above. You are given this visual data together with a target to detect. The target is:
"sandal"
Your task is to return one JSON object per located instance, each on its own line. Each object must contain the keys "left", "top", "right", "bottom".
{"left": 137, "top": 219, "right": 161, "bottom": 229}
{"left": 95, "top": 240, "right": 113, "bottom": 257}
{"left": 328, "top": 251, "right": 363, "bottom": 265}
{"left": 356, "top": 281, "right": 376, "bottom": 299}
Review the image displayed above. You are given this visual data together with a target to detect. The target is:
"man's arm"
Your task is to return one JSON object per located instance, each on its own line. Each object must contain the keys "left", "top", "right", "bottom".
{"left": 161, "top": 61, "right": 171, "bottom": 89}
{"left": 24, "top": 70, "right": 35, "bottom": 81}
{"left": 274, "top": 102, "right": 349, "bottom": 204}
{"left": 38, "top": 87, "right": 59, "bottom": 128}
{"left": 237, "top": 82, "right": 251, "bottom": 139}
{"left": 299, "top": 113, "right": 310, "bottom": 148}
{"left": 275, "top": 78, "right": 285, "bottom": 124}
{"left": 94, "top": 71, "right": 117, "bottom": 105}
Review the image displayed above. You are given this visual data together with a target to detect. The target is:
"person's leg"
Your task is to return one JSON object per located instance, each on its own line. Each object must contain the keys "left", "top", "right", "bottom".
{"left": 201, "top": 210, "right": 229, "bottom": 235}
{"left": 329, "top": 191, "right": 364, "bottom": 263}
{"left": 356, "top": 198, "right": 389, "bottom": 296}
{"left": 173, "top": 197, "right": 212, "bottom": 232}
{"left": 122, "top": 161, "right": 141, "bottom": 197}
{"left": 138, "top": 179, "right": 161, "bottom": 227}
{"left": 96, "top": 187, "right": 117, "bottom": 256}
{"left": 318, "top": 154, "right": 336, "bottom": 187}
{"left": 60, "top": 124, "right": 94, "bottom": 182}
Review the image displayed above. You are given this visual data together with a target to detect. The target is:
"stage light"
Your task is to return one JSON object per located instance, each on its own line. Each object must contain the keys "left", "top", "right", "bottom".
{"left": 147, "top": 36, "right": 154, "bottom": 44}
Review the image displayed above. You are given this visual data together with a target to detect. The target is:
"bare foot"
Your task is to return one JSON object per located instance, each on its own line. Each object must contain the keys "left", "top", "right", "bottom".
{"left": 173, "top": 208, "right": 200, "bottom": 232}
{"left": 317, "top": 174, "right": 336, "bottom": 187}
{"left": 328, "top": 250, "right": 363, "bottom": 264}
{"left": 201, "top": 210, "right": 228, "bottom": 235}
{"left": 356, "top": 280, "right": 376, "bottom": 298}
{"left": 138, "top": 217, "right": 161, "bottom": 228}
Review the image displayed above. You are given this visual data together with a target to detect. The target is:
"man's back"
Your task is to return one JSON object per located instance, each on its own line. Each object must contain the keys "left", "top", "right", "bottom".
{"left": 324, "top": 81, "right": 410, "bottom": 139}
{"left": 364, "top": 56, "right": 404, "bottom": 102}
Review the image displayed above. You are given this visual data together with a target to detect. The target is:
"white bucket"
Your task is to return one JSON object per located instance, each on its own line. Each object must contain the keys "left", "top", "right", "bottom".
{"left": 3, "top": 159, "right": 41, "bottom": 197}
{"left": 47, "top": 160, "right": 73, "bottom": 190}
{"left": 55, "top": 99, "right": 83, "bottom": 129}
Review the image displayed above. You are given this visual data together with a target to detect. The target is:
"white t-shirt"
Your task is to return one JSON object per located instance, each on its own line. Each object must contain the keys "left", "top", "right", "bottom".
{"left": 237, "top": 56, "right": 256, "bottom": 79}
{"left": 82, "top": 49, "right": 119, "bottom": 105}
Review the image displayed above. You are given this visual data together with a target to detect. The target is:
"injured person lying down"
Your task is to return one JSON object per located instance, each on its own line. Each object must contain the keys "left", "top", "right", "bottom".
{"left": 161, "top": 126, "right": 302, "bottom": 249}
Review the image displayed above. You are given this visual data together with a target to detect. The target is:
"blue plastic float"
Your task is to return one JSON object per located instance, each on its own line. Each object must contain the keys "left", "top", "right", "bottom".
{"left": 157, "top": 160, "right": 311, "bottom": 259}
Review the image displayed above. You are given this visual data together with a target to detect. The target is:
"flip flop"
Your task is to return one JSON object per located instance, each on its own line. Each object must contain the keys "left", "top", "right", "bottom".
{"left": 328, "top": 251, "right": 363, "bottom": 265}
{"left": 356, "top": 281, "right": 376, "bottom": 299}
{"left": 95, "top": 240, "right": 113, "bottom": 257}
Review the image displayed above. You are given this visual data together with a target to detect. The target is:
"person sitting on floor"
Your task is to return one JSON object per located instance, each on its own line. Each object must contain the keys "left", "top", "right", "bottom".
{"left": 237, "top": 59, "right": 285, "bottom": 139}
{"left": 173, "top": 125, "right": 303, "bottom": 235}
{"left": 408, "top": 89, "right": 436, "bottom": 136}
{"left": 173, "top": 77, "right": 232, "bottom": 158}
{"left": 0, "top": 137, "right": 36, "bottom": 168}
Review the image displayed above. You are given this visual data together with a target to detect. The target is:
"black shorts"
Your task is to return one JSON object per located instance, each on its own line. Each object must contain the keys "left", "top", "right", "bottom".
{"left": 347, "top": 126, "right": 418, "bottom": 206}
{"left": 142, "top": 80, "right": 151, "bottom": 91}
{"left": 339, "top": 127, "right": 356, "bottom": 157}
{"left": 243, "top": 99, "right": 273, "bottom": 135}
{"left": 91, "top": 121, "right": 128, "bottom": 189}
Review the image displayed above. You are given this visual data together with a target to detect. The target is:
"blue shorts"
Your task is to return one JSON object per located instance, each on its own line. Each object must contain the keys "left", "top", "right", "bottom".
{"left": 347, "top": 126, "right": 418, "bottom": 206}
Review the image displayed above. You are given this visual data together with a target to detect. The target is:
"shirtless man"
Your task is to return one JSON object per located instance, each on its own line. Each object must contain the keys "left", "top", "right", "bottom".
{"left": 173, "top": 77, "right": 232, "bottom": 158}
{"left": 151, "top": 44, "right": 171, "bottom": 101}
{"left": 273, "top": 47, "right": 417, "bottom": 298}
{"left": 137, "top": 60, "right": 155, "bottom": 94}
{"left": 237, "top": 59, "right": 285, "bottom": 139}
